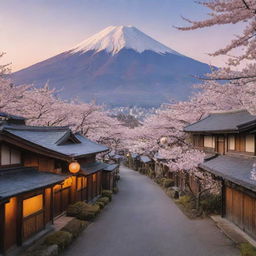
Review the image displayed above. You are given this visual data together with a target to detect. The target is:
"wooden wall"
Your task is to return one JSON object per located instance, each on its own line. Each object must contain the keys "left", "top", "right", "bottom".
{"left": 23, "top": 152, "right": 55, "bottom": 172}
{"left": 226, "top": 186, "right": 256, "bottom": 238}
{"left": 4, "top": 197, "right": 18, "bottom": 251}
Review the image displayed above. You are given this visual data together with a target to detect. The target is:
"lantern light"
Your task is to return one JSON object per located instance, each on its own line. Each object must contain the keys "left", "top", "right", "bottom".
{"left": 160, "top": 137, "right": 168, "bottom": 145}
{"left": 69, "top": 161, "right": 80, "bottom": 174}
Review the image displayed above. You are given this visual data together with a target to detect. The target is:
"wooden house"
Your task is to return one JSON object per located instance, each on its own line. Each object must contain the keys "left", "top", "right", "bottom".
{"left": 0, "top": 112, "right": 108, "bottom": 254}
{"left": 138, "top": 156, "right": 154, "bottom": 175}
{"left": 102, "top": 164, "right": 119, "bottom": 191}
{"left": 184, "top": 109, "right": 256, "bottom": 238}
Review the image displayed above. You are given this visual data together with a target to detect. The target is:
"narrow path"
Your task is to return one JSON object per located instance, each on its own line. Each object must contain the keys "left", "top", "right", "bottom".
{"left": 64, "top": 166, "right": 239, "bottom": 256}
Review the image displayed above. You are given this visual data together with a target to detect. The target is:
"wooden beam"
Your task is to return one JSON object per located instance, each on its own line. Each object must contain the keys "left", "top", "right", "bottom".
{"left": 221, "top": 180, "right": 226, "bottom": 218}
{"left": 0, "top": 202, "right": 5, "bottom": 254}
{"left": 16, "top": 197, "right": 23, "bottom": 246}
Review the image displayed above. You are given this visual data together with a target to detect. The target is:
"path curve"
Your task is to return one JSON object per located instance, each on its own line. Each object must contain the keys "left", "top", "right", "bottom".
{"left": 63, "top": 166, "right": 239, "bottom": 256}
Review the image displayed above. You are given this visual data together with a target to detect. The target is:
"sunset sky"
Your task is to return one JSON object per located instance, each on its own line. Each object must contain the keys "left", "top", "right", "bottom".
{"left": 1, "top": 0, "right": 243, "bottom": 71}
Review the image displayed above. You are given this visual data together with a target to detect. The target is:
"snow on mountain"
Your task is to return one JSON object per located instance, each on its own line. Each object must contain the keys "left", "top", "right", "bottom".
{"left": 71, "top": 25, "right": 180, "bottom": 55}
{"left": 12, "top": 25, "right": 212, "bottom": 107}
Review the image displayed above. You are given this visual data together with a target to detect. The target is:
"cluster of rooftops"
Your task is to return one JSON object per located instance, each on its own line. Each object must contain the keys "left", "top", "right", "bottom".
{"left": 0, "top": 112, "right": 116, "bottom": 201}
{"left": 185, "top": 109, "right": 256, "bottom": 191}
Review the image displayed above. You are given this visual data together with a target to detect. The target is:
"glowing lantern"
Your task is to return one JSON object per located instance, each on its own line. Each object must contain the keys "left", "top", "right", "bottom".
{"left": 69, "top": 161, "right": 80, "bottom": 174}
{"left": 160, "top": 137, "right": 168, "bottom": 145}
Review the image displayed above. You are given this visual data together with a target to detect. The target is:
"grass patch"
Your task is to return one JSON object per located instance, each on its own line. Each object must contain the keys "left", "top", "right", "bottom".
{"left": 240, "top": 243, "right": 256, "bottom": 256}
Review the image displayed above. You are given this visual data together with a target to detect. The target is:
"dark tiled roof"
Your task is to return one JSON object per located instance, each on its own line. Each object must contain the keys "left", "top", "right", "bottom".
{"left": 2, "top": 125, "right": 108, "bottom": 158}
{"left": 0, "top": 167, "right": 66, "bottom": 200}
{"left": 131, "top": 153, "right": 139, "bottom": 159}
{"left": 140, "top": 156, "right": 152, "bottom": 163}
{"left": 184, "top": 110, "right": 256, "bottom": 133}
{"left": 103, "top": 164, "right": 119, "bottom": 172}
{"left": 200, "top": 155, "right": 256, "bottom": 192}
{"left": 80, "top": 161, "right": 109, "bottom": 175}
{"left": 0, "top": 112, "right": 26, "bottom": 120}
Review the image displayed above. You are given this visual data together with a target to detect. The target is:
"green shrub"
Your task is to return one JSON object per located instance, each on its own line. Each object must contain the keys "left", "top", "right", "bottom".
{"left": 78, "top": 204, "right": 100, "bottom": 221}
{"left": 66, "top": 201, "right": 86, "bottom": 217}
{"left": 240, "top": 243, "right": 256, "bottom": 256}
{"left": 61, "top": 219, "right": 88, "bottom": 239}
{"left": 24, "top": 245, "right": 58, "bottom": 256}
{"left": 113, "top": 187, "right": 119, "bottom": 194}
{"left": 102, "top": 190, "right": 113, "bottom": 201}
{"left": 200, "top": 194, "right": 221, "bottom": 214}
{"left": 176, "top": 195, "right": 192, "bottom": 208}
{"left": 67, "top": 201, "right": 100, "bottom": 221}
{"left": 95, "top": 201, "right": 105, "bottom": 209}
{"left": 162, "top": 179, "right": 175, "bottom": 188}
{"left": 97, "top": 196, "right": 110, "bottom": 206}
{"left": 44, "top": 231, "right": 72, "bottom": 251}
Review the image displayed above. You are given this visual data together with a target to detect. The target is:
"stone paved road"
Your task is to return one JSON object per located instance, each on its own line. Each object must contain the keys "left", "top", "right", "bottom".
{"left": 63, "top": 166, "right": 239, "bottom": 256}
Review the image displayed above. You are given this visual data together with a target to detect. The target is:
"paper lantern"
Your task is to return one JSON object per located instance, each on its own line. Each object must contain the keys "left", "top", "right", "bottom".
{"left": 69, "top": 161, "right": 80, "bottom": 174}
{"left": 160, "top": 137, "right": 168, "bottom": 145}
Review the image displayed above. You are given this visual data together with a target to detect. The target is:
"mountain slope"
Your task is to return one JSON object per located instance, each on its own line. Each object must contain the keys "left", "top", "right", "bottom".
{"left": 12, "top": 25, "right": 211, "bottom": 107}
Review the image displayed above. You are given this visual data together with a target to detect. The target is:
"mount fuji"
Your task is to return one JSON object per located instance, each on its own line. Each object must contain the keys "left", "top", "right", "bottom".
{"left": 12, "top": 25, "right": 211, "bottom": 107}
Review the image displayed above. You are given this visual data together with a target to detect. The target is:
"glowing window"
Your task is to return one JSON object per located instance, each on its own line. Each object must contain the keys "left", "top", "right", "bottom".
{"left": 63, "top": 177, "right": 72, "bottom": 188}
{"left": 77, "top": 177, "right": 88, "bottom": 191}
{"left": 23, "top": 194, "right": 43, "bottom": 218}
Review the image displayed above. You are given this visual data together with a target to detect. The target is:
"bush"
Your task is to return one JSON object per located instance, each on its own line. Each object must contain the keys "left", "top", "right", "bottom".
{"left": 44, "top": 231, "right": 72, "bottom": 251}
{"left": 67, "top": 201, "right": 100, "bottom": 221}
{"left": 102, "top": 190, "right": 113, "bottom": 201}
{"left": 200, "top": 194, "right": 221, "bottom": 214}
{"left": 66, "top": 201, "right": 86, "bottom": 217}
{"left": 162, "top": 179, "right": 175, "bottom": 188}
{"left": 97, "top": 197, "right": 110, "bottom": 206}
{"left": 176, "top": 195, "right": 192, "bottom": 208}
{"left": 113, "top": 187, "right": 119, "bottom": 194}
{"left": 25, "top": 245, "right": 58, "bottom": 256}
{"left": 78, "top": 204, "right": 100, "bottom": 221}
{"left": 240, "top": 243, "right": 256, "bottom": 256}
{"left": 95, "top": 201, "right": 105, "bottom": 209}
{"left": 61, "top": 219, "right": 88, "bottom": 239}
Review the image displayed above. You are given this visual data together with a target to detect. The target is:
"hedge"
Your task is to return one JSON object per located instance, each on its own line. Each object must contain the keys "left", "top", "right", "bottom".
{"left": 44, "top": 231, "right": 72, "bottom": 251}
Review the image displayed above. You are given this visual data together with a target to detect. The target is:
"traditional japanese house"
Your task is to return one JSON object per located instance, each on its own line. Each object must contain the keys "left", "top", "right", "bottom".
{"left": 138, "top": 156, "right": 153, "bottom": 175}
{"left": 0, "top": 112, "right": 108, "bottom": 254}
{"left": 184, "top": 109, "right": 256, "bottom": 238}
{"left": 102, "top": 164, "right": 119, "bottom": 191}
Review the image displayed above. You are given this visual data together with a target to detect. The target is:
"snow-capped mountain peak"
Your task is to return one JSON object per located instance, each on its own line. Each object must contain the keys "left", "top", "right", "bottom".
{"left": 71, "top": 25, "right": 180, "bottom": 55}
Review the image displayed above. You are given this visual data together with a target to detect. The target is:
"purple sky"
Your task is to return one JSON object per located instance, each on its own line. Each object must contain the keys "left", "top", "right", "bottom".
{"left": 0, "top": 0, "right": 243, "bottom": 71}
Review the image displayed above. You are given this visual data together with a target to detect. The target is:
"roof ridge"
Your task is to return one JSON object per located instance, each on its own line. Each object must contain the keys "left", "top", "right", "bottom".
{"left": 210, "top": 109, "right": 251, "bottom": 115}
{"left": 4, "top": 125, "right": 69, "bottom": 132}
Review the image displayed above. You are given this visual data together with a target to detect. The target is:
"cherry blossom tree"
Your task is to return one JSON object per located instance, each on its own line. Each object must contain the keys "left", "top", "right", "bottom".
{"left": 177, "top": 0, "right": 256, "bottom": 81}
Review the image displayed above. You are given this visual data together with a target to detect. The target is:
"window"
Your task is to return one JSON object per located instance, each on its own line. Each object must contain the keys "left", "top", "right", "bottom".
{"left": 23, "top": 194, "right": 43, "bottom": 218}
{"left": 228, "top": 135, "right": 235, "bottom": 150}
{"left": 63, "top": 177, "right": 72, "bottom": 188}
{"left": 77, "top": 177, "right": 87, "bottom": 191}
{"left": 204, "top": 136, "right": 215, "bottom": 148}
{"left": 1, "top": 145, "right": 21, "bottom": 165}
{"left": 246, "top": 135, "right": 255, "bottom": 153}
